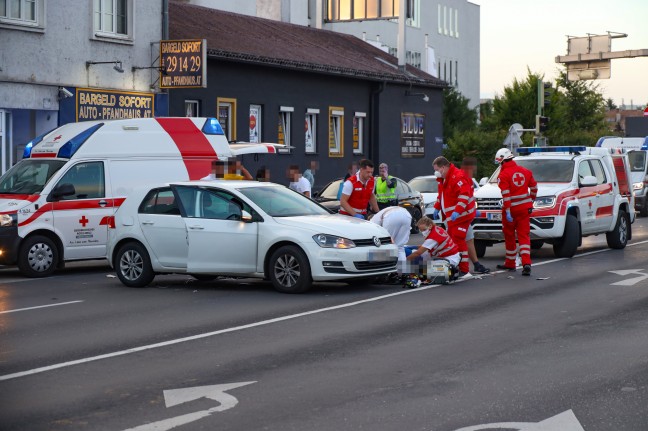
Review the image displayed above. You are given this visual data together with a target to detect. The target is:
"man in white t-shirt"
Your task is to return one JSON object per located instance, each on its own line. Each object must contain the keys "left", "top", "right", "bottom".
{"left": 287, "top": 164, "right": 312, "bottom": 198}
{"left": 370, "top": 206, "right": 411, "bottom": 273}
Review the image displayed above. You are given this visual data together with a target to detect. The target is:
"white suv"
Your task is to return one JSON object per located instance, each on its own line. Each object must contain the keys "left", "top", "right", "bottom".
{"left": 473, "top": 146, "right": 635, "bottom": 258}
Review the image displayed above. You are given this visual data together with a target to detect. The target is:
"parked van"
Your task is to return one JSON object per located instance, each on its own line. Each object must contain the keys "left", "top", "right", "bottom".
{"left": 0, "top": 117, "right": 279, "bottom": 277}
{"left": 596, "top": 136, "right": 648, "bottom": 215}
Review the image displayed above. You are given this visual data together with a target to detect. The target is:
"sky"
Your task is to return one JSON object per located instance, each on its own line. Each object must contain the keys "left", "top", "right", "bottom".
{"left": 472, "top": 0, "right": 648, "bottom": 108}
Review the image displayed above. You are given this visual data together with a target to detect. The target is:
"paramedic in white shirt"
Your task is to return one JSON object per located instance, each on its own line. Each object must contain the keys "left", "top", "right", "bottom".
{"left": 287, "top": 164, "right": 312, "bottom": 198}
{"left": 370, "top": 206, "right": 411, "bottom": 272}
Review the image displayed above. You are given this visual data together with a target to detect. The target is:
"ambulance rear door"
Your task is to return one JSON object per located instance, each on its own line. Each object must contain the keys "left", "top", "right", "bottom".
{"left": 49, "top": 160, "right": 113, "bottom": 259}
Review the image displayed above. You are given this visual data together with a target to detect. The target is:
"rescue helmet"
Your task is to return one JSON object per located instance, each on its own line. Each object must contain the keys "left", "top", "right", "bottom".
{"left": 494, "top": 148, "right": 514, "bottom": 164}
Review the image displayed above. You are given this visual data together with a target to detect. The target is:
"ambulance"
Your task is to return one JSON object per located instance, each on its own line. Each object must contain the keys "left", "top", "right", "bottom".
{"left": 0, "top": 117, "right": 280, "bottom": 277}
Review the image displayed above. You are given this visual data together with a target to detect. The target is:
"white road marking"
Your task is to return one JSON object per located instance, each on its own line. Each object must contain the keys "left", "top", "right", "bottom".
{"left": 453, "top": 409, "right": 585, "bottom": 430}
{"left": 0, "top": 284, "right": 442, "bottom": 382}
{"left": 124, "top": 382, "right": 256, "bottom": 431}
{"left": 609, "top": 269, "right": 648, "bottom": 286}
{"left": 4, "top": 239, "right": 648, "bottom": 382}
{"left": 0, "top": 300, "right": 84, "bottom": 314}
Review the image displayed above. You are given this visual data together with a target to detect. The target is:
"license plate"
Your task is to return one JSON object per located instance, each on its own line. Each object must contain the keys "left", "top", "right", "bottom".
{"left": 487, "top": 212, "right": 502, "bottom": 221}
{"left": 368, "top": 250, "right": 391, "bottom": 261}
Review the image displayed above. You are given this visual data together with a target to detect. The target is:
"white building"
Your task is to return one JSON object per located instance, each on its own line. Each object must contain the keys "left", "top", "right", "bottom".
{"left": 0, "top": 0, "right": 165, "bottom": 174}
{"left": 188, "top": 0, "right": 480, "bottom": 106}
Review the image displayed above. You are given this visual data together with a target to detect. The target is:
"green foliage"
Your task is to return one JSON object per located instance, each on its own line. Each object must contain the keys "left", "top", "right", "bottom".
{"left": 443, "top": 86, "right": 478, "bottom": 142}
{"left": 441, "top": 67, "right": 610, "bottom": 176}
{"left": 444, "top": 129, "right": 503, "bottom": 179}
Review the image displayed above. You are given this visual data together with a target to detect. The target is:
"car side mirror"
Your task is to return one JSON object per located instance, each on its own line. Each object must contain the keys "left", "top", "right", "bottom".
{"left": 241, "top": 210, "right": 252, "bottom": 222}
{"left": 479, "top": 177, "right": 488, "bottom": 187}
{"left": 580, "top": 175, "right": 597, "bottom": 187}
{"left": 51, "top": 183, "right": 76, "bottom": 200}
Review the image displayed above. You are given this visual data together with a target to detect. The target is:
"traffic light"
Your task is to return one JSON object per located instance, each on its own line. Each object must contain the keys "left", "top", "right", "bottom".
{"left": 543, "top": 82, "right": 551, "bottom": 108}
{"left": 536, "top": 115, "right": 549, "bottom": 134}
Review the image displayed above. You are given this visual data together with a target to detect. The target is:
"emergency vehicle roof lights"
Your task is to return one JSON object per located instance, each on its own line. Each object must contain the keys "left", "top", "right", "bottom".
{"left": 22, "top": 128, "right": 56, "bottom": 158}
{"left": 202, "top": 117, "right": 224, "bottom": 135}
{"left": 517, "top": 146, "right": 587, "bottom": 155}
{"left": 56, "top": 123, "right": 104, "bottom": 159}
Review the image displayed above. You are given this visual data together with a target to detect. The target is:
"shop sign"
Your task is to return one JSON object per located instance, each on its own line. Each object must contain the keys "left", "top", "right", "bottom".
{"left": 76, "top": 88, "right": 154, "bottom": 122}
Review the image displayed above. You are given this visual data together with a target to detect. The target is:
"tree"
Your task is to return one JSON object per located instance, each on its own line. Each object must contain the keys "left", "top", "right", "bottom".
{"left": 548, "top": 70, "right": 608, "bottom": 146}
{"left": 443, "top": 86, "right": 478, "bottom": 143}
{"left": 606, "top": 98, "right": 618, "bottom": 110}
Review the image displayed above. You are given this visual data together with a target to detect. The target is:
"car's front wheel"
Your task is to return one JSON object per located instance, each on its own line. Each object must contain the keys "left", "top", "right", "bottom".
{"left": 115, "top": 242, "right": 155, "bottom": 287}
{"left": 268, "top": 245, "right": 312, "bottom": 293}
{"left": 18, "top": 235, "right": 58, "bottom": 277}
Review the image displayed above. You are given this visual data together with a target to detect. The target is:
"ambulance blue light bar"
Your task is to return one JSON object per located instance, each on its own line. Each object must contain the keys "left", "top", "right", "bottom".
{"left": 517, "top": 146, "right": 587, "bottom": 155}
{"left": 202, "top": 117, "right": 224, "bottom": 135}
{"left": 22, "top": 128, "right": 56, "bottom": 158}
{"left": 57, "top": 123, "right": 103, "bottom": 159}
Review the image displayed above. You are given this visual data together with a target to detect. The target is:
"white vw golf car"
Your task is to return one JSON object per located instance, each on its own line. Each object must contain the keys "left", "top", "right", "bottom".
{"left": 107, "top": 180, "right": 398, "bottom": 293}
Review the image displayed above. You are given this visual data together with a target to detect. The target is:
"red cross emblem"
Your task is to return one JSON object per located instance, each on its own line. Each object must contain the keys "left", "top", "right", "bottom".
{"left": 53, "top": 135, "right": 63, "bottom": 141}
{"left": 512, "top": 172, "right": 526, "bottom": 187}
{"left": 79, "top": 216, "right": 89, "bottom": 227}
{"left": 588, "top": 200, "right": 592, "bottom": 209}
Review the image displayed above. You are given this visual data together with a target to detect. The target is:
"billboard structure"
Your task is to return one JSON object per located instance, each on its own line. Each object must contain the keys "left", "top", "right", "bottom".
{"left": 555, "top": 32, "right": 648, "bottom": 81}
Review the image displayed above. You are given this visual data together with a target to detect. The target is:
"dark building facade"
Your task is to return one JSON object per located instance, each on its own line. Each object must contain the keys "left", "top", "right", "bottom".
{"left": 168, "top": 2, "right": 446, "bottom": 188}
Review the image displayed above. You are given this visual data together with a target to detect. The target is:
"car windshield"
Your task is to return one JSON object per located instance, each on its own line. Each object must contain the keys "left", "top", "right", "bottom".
{"left": 239, "top": 185, "right": 331, "bottom": 217}
{"left": 409, "top": 177, "right": 438, "bottom": 193}
{"left": 627, "top": 150, "right": 646, "bottom": 172}
{"left": 488, "top": 159, "right": 574, "bottom": 183}
{"left": 318, "top": 179, "right": 343, "bottom": 200}
{"left": 0, "top": 159, "right": 67, "bottom": 194}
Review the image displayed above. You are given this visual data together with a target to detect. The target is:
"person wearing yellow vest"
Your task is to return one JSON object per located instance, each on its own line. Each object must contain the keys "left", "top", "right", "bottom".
{"left": 375, "top": 162, "right": 398, "bottom": 210}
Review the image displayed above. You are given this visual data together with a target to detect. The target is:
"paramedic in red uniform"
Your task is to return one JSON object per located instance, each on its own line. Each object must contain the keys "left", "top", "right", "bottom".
{"left": 432, "top": 156, "right": 475, "bottom": 277}
{"left": 494, "top": 148, "right": 538, "bottom": 276}
{"left": 339, "top": 159, "right": 380, "bottom": 219}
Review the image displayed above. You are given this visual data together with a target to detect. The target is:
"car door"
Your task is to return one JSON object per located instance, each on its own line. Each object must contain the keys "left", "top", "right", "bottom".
{"left": 174, "top": 186, "right": 258, "bottom": 274}
{"left": 589, "top": 158, "right": 615, "bottom": 231}
{"left": 137, "top": 188, "right": 188, "bottom": 268}
{"left": 51, "top": 161, "right": 113, "bottom": 259}
{"left": 577, "top": 160, "right": 598, "bottom": 234}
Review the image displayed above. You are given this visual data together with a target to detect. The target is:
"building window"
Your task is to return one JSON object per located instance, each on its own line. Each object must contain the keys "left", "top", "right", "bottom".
{"left": 443, "top": 6, "right": 448, "bottom": 35}
{"left": 437, "top": 4, "right": 442, "bottom": 34}
{"left": 93, "top": 0, "right": 132, "bottom": 40}
{"left": 353, "top": 112, "right": 365, "bottom": 155}
{"left": 449, "top": 60, "right": 452, "bottom": 83}
{"left": 217, "top": 97, "right": 237, "bottom": 142}
{"left": 278, "top": 106, "right": 293, "bottom": 154}
{"left": 185, "top": 100, "right": 199, "bottom": 117}
{"left": 0, "top": 0, "right": 44, "bottom": 29}
{"left": 305, "top": 109, "right": 319, "bottom": 154}
{"left": 249, "top": 104, "right": 262, "bottom": 143}
{"left": 328, "top": 107, "right": 344, "bottom": 157}
{"left": 327, "top": 0, "right": 400, "bottom": 21}
{"left": 448, "top": 7, "right": 454, "bottom": 37}
{"left": 455, "top": 8, "right": 459, "bottom": 38}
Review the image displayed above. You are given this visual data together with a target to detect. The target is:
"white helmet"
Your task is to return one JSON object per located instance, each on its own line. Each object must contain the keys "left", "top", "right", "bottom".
{"left": 494, "top": 148, "right": 514, "bottom": 164}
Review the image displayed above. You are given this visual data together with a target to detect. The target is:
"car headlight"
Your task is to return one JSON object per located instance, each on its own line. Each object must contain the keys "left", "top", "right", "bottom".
{"left": 633, "top": 182, "right": 644, "bottom": 191}
{"left": 425, "top": 202, "right": 435, "bottom": 209}
{"left": 533, "top": 196, "right": 556, "bottom": 208}
{"left": 0, "top": 213, "right": 17, "bottom": 227}
{"left": 313, "top": 234, "right": 356, "bottom": 249}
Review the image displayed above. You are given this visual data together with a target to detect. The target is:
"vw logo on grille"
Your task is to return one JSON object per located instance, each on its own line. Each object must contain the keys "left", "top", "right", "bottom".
{"left": 373, "top": 236, "right": 381, "bottom": 247}
{"left": 498, "top": 199, "right": 504, "bottom": 208}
